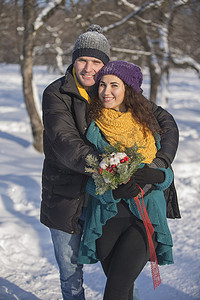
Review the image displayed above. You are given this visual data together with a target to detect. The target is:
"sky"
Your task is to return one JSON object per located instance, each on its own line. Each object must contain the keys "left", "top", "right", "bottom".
{"left": 0, "top": 64, "right": 199, "bottom": 300}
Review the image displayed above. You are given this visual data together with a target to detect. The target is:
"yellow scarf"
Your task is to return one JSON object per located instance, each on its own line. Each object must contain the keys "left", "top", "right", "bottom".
{"left": 95, "top": 108, "right": 157, "bottom": 164}
{"left": 73, "top": 67, "right": 91, "bottom": 104}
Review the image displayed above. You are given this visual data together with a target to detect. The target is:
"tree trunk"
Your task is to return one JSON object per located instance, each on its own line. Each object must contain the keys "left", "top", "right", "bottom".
{"left": 21, "top": 0, "right": 43, "bottom": 153}
{"left": 136, "top": 24, "right": 161, "bottom": 103}
{"left": 149, "top": 65, "right": 161, "bottom": 103}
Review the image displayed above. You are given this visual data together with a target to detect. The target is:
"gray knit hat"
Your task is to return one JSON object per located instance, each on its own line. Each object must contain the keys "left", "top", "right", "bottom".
{"left": 72, "top": 24, "right": 110, "bottom": 65}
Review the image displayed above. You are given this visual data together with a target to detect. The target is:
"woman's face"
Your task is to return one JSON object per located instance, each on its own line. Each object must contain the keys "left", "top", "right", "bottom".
{"left": 98, "top": 75, "right": 126, "bottom": 112}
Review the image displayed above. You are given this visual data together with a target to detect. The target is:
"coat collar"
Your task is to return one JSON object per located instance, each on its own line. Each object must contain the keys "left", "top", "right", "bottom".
{"left": 60, "top": 64, "right": 81, "bottom": 98}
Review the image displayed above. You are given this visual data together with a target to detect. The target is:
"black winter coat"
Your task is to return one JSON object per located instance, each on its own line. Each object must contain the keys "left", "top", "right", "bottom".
{"left": 40, "top": 65, "right": 180, "bottom": 234}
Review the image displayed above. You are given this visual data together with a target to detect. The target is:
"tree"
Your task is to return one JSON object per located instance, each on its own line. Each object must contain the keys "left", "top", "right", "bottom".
{"left": 21, "top": 0, "right": 65, "bottom": 152}
{"left": 86, "top": 0, "right": 199, "bottom": 103}
{"left": 1, "top": 0, "right": 199, "bottom": 151}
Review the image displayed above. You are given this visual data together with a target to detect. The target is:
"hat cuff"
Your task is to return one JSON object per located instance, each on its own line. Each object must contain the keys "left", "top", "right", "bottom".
{"left": 72, "top": 48, "right": 109, "bottom": 65}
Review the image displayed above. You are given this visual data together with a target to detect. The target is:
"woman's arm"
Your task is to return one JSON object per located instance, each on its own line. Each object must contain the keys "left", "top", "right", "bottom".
{"left": 134, "top": 165, "right": 174, "bottom": 191}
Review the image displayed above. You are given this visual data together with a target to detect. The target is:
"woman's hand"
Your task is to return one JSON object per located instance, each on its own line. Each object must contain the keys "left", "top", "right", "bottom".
{"left": 134, "top": 165, "right": 165, "bottom": 185}
{"left": 112, "top": 176, "right": 142, "bottom": 200}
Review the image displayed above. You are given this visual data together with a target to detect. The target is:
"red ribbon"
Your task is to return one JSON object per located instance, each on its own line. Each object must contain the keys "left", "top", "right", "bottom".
{"left": 134, "top": 188, "right": 161, "bottom": 290}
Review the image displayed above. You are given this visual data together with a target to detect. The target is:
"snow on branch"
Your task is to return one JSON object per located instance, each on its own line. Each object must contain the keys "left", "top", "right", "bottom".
{"left": 102, "top": 0, "right": 165, "bottom": 32}
{"left": 112, "top": 47, "right": 151, "bottom": 56}
{"left": 65, "top": 14, "right": 82, "bottom": 22}
{"left": 34, "top": 0, "right": 64, "bottom": 32}
{"left": 135, "top": 15, "right": 162, "bottom": 29}
{"left": 94, "top": 11, "right": 135, "bottom": 26}
{"left": 171, "top": 55, "right": 200, "bottom": 74}
{"left": 120, "top": 0, "right": 165, "bottom": 10}
{"left": 94, "top": 11, "right": 121, "bottom": 19}
{"left": 118, "top": 0, "right": 139, "bottom": 10}
{"left": 173, "top": 0, "right": 189, "bottom": 7}
{"left": 120, "top": 0, "right": 187, "bottom": 16}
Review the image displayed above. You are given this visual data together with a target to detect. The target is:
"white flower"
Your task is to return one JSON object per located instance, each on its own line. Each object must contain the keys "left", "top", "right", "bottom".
{"left": 109, "top": 156, "right": 120, "bottom": 166}
{"left": 104, "top": 178, "right": 111, "bottom": 183}
{"left": 109, "top": 152, "right": 127, "bottom": 166}
{"left": 99, "top": 158, "right": 108, "bottom": 169}
{"left": 116, "top": 152, "right": 127, "bottom": 160}
{"left": 110, "top": 152, "right": 116, "bottom": 157}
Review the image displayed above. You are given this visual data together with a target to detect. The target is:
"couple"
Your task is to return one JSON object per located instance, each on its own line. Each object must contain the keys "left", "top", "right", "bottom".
{"left": 41, "top": 25, "right": 180, "bottom": 300}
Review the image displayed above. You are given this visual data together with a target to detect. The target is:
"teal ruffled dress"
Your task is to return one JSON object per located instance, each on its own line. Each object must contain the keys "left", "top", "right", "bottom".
{"left": 78, "top": 121, "right": 174, "bottom": 266}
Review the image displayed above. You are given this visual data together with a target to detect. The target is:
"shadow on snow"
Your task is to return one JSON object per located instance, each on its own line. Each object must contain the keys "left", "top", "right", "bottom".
{"left": 0, "top": 278, "right": 40, "bottom": 300}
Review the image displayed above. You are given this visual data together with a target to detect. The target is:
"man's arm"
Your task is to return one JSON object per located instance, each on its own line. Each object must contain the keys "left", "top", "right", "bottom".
{"left": 42, "top": 81, "right": 97, "bottom": 175}
{"left": 151, "top": 101, "right": 179, "bottom": 166}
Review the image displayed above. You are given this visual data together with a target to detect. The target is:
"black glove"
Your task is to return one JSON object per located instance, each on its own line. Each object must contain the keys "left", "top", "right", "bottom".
{"left": 113, "top": 176, "right": 141, "bottom": 200}
{"left": 112, "top": 176, "right": 144, "bottom": 200}
{"left": 134, "top": 165, "right": 165, "bottom": 185}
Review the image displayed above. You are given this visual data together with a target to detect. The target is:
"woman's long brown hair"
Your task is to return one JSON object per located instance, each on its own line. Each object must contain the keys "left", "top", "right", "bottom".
{"left": 89, "top": 84, "right": 161, "bottom": 138}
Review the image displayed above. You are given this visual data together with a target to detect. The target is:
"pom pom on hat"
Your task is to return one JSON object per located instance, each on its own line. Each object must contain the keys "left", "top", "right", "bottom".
{"left": 96, "top": 60, "right": 143, "bottom": 94}
{"left": 87, "top": 24, "right": 103, "bottom": 34}
{"left": 72, "top": 24, "right": 110, "bottom": 65}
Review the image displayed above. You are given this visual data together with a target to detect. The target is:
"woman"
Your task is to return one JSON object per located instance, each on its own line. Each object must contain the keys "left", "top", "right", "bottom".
{"left": 78, "top": 61, "right": 175, "bottom": 300}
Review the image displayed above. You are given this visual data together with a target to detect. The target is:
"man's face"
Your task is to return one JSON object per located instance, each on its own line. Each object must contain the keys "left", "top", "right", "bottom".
{"left": 74, "top": 56, "right": 104, "bottom": 88}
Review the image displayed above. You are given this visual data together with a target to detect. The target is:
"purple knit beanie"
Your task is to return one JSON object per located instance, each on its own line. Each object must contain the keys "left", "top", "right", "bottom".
{"left": 96, "top": 60, "right": 143, "bottom": 93}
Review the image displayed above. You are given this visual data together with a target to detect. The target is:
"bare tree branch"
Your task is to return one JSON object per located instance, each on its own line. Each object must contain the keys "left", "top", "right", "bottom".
{"left": 34, "top": 0, "right": 64, "bottom": 32}
{"left": 94, "top": 11, "right": 121, "bottom": 19}
{"left": 112, "top": 47, "right": 151, "bottom": 56}
{"left": 170, "top": 55, "right": 200, "bottom": 73}
{"left": 102, "top": 0, "right": 165, "bottom": 32}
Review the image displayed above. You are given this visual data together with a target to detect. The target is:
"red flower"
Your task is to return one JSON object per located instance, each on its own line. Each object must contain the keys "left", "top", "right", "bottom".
{"left": 99, "top": 167, "right": 103, "bottom": 174}
{"left": 120, "top": 156, "right": 129, "bottom": 163}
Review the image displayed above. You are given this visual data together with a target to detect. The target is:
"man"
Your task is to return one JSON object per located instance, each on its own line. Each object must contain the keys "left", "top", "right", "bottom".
{"left": 40, "top": 24, "right": 179, "bottom": 300}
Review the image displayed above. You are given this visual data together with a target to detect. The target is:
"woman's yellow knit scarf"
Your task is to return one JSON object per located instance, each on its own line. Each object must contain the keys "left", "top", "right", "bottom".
{"left": 95, "top": 108, "right": 157, "bottom": 164}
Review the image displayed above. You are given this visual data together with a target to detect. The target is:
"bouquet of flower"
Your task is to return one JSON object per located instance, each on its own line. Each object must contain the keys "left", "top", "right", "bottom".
{"left": 85, "top": 143, "right": 144, "bottom": 195}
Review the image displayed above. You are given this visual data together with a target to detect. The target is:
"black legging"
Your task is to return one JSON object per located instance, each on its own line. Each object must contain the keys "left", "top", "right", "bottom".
{"left": 96, "top": 216, "right": 157, "bottom": 300}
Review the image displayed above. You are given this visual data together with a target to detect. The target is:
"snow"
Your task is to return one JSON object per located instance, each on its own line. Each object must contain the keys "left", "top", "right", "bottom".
{"left": 0, "top": 63, "right": 199, "bottom": 300}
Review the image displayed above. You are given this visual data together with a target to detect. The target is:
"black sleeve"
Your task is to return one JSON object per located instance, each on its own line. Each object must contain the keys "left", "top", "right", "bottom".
{"left": 151, "top": 101, "right": 179, "bottom": 165}
{"left": 42, "top": 81, "right": 97, "bottom": 175}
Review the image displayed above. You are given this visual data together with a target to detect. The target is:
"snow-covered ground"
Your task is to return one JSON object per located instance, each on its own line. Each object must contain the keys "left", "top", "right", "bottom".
{"left": 0, "top": 64, "right": 199, "bottom": 300}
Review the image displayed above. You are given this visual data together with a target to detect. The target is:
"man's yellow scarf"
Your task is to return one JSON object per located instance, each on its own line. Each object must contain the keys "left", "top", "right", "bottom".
{"left": 73, "top": 67, "right": 91, "bottom": 104}
{"left": 95, "top": 108, "right": 157, "bottom": 164}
